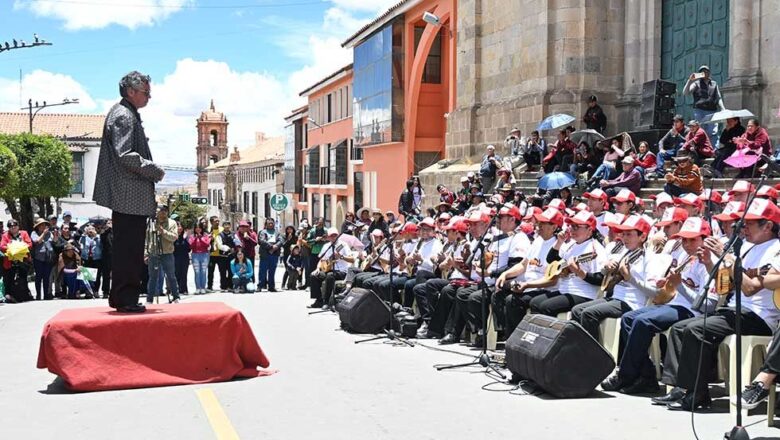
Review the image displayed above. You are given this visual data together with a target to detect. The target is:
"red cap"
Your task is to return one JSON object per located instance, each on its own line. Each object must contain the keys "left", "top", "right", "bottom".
{"left": 728, "top": 180, "right": 755, "bottom": 195}
{"left": 401, "top": 223, "right": 419, "bottom": 234}
{"left": 672, "top": 217, "right": 712, "bottom": 239}
{"left": 466, "top": 210, "right": 491, "bottom": 224}
{"left": 519, "top": 222, "right": 534, "bottom": 235}
{"left": 582, "top": 189, "right": 609, "bottom": 207}
{"left": 566, "top": 211, "right": 597, "bottom": 230}
{"left": 613, "top": 215, "right": 652, "bottom": 235}
{"left": 713, "top": 201, "right": 745, "bottom": 222}
{"left": 700, "top": 189, "right": 723, "bottom": 204}
{"left": 738, "top": 198, "right": 780, "bottom": 223}
{"left": 674, "top": 193, "right": 704, "bottom": 209}
{"left": 574, "top": 202, "right": 588, "bottom": 212}
{"left": 545, "top": 199, "right": 567, "bottom": 212}
{"left": 534, "top": 207, "right": 564, "bottom": 227}
{"left": 238, "top": 220, "right": 250, "bottom": 227}
{"left": 656, "top": 207, "right": 689, "bottom": 227}
{"left": 602, "top": 212, "right": 625, "bottom": 230}
{"left": 610, "top": 188, "right": 637, "bottom": 203}
{"left": 651, "top": 192, "right": 674, "bottom": 208}
{"left": 419, "top": 217, "right": 436, "bottom": 228}
{"left": 523, "top": 206, "right": 542, "bottom": 221}
{"left": 498, "top": 204, "right": 523, "bottom": 221}
{"left": 444, "top": 219, "right": 469, "bottom": 233}
{"left": 756, "top": 185, "right": 779, "bottom": 201}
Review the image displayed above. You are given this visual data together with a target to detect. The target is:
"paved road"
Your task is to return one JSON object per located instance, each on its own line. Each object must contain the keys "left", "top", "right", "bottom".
{"left": 1, "top": 268, "right": 779, "bottom": 439}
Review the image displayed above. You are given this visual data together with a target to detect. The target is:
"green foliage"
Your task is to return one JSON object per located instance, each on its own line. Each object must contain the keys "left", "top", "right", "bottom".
{"left": 169, "top": 191, "right": 207, "bottom": 229}
{"left": 0, "top": 133, "right": 72, "bottom": 198}
{"left": 0, "top": 142, "right": 19, "bottom": 195}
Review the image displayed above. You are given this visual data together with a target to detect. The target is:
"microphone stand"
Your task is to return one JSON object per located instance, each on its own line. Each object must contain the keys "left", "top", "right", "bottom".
{"left": 436, "top": 202, "right": 506, "bottom": 378}
{"left": 689, "top": 173, "right": 768, "bottom": 440}
{"left": 307, "top": 221, "right": 360, "bottom": 315}
{"left": 356, "top": 219, "right": 415, "bottom": 346}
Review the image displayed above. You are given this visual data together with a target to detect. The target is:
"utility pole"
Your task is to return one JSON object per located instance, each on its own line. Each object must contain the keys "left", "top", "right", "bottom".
{"left": 0, "top": 34, "right": 52, "bottom": 53}
{"left": 22, "top": 98, "right": 80, "bottom": 133}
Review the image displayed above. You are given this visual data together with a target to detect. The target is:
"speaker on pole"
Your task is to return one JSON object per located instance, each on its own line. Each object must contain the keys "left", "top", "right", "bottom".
{"left": 638, "top": 79, "right": 677, "bottom": 130}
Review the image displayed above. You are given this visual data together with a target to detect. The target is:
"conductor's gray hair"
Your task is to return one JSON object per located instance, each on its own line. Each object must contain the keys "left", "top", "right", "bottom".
{"left": 119, "top": 71, "right": 151, "bottom": 99}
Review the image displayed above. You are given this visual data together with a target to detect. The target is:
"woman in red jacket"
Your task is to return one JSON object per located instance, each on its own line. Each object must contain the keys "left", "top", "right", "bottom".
{"left": 1, "top": 219, "right": 34, "bottom": 303}
{"left": 187, "top": 220, "right": 212, "bottom": 294}
{"left": 633, "top": 141, "right": 657, "bottom": 177}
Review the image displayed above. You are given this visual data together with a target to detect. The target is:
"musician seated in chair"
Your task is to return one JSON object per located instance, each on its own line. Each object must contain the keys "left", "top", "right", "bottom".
{"left": 656, "top": 199, "right": 780, "bottom": 411}
{"left": 601, "top": 217, "right": 713, "bottom": 395}
{"left": 654, "top": 207, "right": 689, "bottom": 265}
{"left": 400, "top": 217, "right": 443, "bottom": 310}
{"left": 370, "top": 223, "right": 419, "bottom": 304}
{"left": 525, "top": 211, "right": 606, "bottom": 317}
{"left": 496, "top": 207, "right": 563, "bottom": 335}
{"left": 345, "top": 229, "right": 388, "bottom": 290}
{"left": 308, "top": 228, "right": 355, "bottom": 310}
{"left": 416, "top": 217, "right": 470, "bottom": 339}
{"left": 456, "top": 204, "right": 530, "bottom": 345}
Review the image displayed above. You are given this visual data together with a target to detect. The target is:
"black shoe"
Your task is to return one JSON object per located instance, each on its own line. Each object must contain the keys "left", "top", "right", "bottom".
{"left": 307, "top": 300, "right": 323, "bottom": 309}
{"left": 116, "top": 304, "right": 147, "bottom": 313}
{"left": 439, "top": 334, "right": 459, "bottom": 345}
{"left": 601, "top": 374, "right": 627, "bottom": 392}
{"left": 620, "top": 376, "right": 660, "bottom": 395}
{"left": 740, "top": 381, "right": 770, "bottom": 410}
{"left": 651, "top": 387, "right": 685, "bottom": 405}
{"left": 471, "top": 334, "right": 485, "bottom": 348}
{"left": 268, "top": 289, "right": 278, "bottom": 293}
{"left": 667, "top": 391, "right": 711, "bottom": 411}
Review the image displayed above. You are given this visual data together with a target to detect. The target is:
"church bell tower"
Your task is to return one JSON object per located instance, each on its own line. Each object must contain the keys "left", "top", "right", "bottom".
{"left": 196, "top": 99, "right": 229, "bottom": 196}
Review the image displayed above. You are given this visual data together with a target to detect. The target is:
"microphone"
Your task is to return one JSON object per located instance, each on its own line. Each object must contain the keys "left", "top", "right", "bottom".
{"left": 761, "top": 155, "right": 780, "bottom": 177}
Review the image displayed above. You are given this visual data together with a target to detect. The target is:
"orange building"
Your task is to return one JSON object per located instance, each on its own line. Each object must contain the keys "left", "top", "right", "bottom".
{"left": 342, "top": 0, "right": 456, "bottom": 213}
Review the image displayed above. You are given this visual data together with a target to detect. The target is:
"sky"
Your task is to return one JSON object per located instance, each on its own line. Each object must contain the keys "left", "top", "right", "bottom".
{"left": 0, "top": 0, "right": 398, "bottom": 165}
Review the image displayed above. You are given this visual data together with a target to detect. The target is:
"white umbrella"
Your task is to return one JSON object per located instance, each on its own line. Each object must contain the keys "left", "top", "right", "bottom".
{"left": 700, "top": 109, "right": 754, "bottom": 124}
{"left": 570, "top": 129, "right": 606, "bottom": 147}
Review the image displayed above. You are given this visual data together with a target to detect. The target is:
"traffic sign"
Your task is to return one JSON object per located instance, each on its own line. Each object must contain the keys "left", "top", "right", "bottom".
{"left": 178, "top": 193, "right": 191, "bottom": 203}
{"left": 191, "top": 197, "right": 209, "bottom": 205}
{"left": 270, "top": 194, "right": 289, "bottom": 211}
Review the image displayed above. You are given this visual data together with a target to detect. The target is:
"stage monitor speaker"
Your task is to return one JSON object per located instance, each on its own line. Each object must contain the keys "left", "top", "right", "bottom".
{"left": 336, "top": 288, "right": 391, "bottom": 334}
{"left": 627, "top": 129, "right": 668, "bottom": 152}
{"left": 642, "top": 79, "right": 677, "bottom": 97}
{"left": 505, "top": 314, "right": 615, "bottom": 398}
{"left": 639, "top": 79, "right": 677, "bottom": 130}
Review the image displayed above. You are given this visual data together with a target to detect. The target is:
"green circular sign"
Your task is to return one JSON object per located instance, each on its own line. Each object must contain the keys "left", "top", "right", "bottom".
{"left": 270, "top": 194, "right": 289, "bottom": 211}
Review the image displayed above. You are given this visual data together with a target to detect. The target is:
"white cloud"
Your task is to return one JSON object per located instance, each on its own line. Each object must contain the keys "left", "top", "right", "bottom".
{"left": 13, "top": 0, "right": 191, "bottom": 30}
{"left": 0, "top": 70, "right": 97, "bottom": 113}
{"left": 330, "top": 0, "right": 399, "bottom": 13}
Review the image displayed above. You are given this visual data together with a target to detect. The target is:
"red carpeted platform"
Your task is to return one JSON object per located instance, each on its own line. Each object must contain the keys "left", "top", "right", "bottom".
{"left": 37, "top": 302, "right": 275, "bottom": 392}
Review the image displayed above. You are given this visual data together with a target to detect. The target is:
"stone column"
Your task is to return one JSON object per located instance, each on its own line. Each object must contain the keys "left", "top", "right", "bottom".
{"left": 722, "top": 0, "right": 764, "bottom": 113}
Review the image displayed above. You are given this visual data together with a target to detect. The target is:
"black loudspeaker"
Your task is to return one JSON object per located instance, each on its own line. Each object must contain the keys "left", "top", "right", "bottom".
{"left": 505, "top": 314, "right": 615, "bottom": 398}
{"left": 336, "top": 288, "right": 390, "bottom": 334}
{"left": 627, "top": 129, "right": 668, "bottom": 153}
{"left": 638, "top": 79, "right": 677, "bottom": 130}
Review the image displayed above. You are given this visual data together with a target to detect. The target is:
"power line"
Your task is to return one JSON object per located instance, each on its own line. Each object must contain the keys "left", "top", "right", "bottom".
{"left": 19, "top": 0, "right": 327, "bottom": 9}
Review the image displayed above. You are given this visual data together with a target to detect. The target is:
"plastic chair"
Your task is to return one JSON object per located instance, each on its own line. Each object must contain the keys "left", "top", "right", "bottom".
{"left": 486, "top": 306, "right": 498, "bottom": 351}
{"left": 599, "top": 318, "right": 621, "bottom": 363}
{"left": 720, "top": 334, "right": 773, "bottom": 419}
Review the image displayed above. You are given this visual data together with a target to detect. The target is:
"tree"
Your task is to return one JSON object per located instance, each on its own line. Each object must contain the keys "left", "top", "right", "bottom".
{"left": 0, "top": 143, "right": 18, "bottom": 192}
{"left": 0, "top": 133, "right": 72, "bottom": 230}
{"left": 166, "top": 191, "right": 207, "bottom": 230}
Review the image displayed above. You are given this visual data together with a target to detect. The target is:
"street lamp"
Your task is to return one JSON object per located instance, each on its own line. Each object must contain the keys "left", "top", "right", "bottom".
{"left": 22, "top": 98, "right": 80, "bottom": 133}
{"left": 308, "top": 117, "right": 325, "bottom": 133}
{"left": 0, "top": 34, "right": 52, "bottom": 53}
{"left": 422, "top": 11, "right": 452, "bottom": 37}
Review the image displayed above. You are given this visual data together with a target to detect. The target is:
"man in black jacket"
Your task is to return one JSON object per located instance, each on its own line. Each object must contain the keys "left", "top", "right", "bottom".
{"left": 398, "top": 178, "right": 416, "bottom": 219}
{"left": 582, "top": 95, "right": 607, "bottom": 134}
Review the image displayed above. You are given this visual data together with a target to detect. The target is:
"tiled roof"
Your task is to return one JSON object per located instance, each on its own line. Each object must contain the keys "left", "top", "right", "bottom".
{"left": 207, "top": 136, "right": 284, "bottom": 170}
{"left": 0, "top": 112, "right": 105, "bottom": 140}
{"left": 341, "top": 0, "right": 417, "bottom": 48}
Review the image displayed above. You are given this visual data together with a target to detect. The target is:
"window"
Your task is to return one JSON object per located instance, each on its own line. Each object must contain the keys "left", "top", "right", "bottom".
{"left": 323, "top": 194, "right": 331, "bottom": 226}
{"left": 414, "top": 27, "right": 442, "bottom": 84}
{"left": 70, "top": 152, "right": 84, "bottom": 194}
{"left": 243, "top": 191, "right": 249, "bottom": 213}
{"left": 328, "top": 143, "right": 336, "bottom": 184}
{"left": 307, "top": 147, "right": 320, "bottom": 184}
{"left": 252, "top": 192, "right": 258, "bottom": 216}
{"left": 218, "top": 190, "right": 223, "bottom": 209}
{"left": 264, "top": 193, "right": 271, "bottom": 219}
{"left": 349, "top": 138, "right": 363, "bottom": 161}
{"left": 335, "top": 141, "right": 348, "bottom": 185}
{"left": 354, "top": 171, "right": 364, "bottom": 213}
{"left": 311, "top": 193, "right": 320, "bottom": 219}
{"left": 327, "top": 93, "right": 333, "bottom": 123}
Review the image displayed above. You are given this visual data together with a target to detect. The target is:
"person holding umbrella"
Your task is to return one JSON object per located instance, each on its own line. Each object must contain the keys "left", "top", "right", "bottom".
{"left": 733, "top": 118, "right": 772, "bottom": 178}
{"left": 711, "top": 117, "right": 745, "bottom": 177}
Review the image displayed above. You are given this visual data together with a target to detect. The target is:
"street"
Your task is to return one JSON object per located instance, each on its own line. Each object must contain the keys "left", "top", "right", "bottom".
{"left": 0, "top": 268, "right": 778, "bottom": 440}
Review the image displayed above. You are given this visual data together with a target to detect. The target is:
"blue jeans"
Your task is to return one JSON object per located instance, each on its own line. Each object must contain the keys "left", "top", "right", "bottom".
{"left": 146, "top": 254, "right": 179, "bottom": 303}
{"left": 232, "top": 274, "right": 255, "bottom": 292}
{"left": 618, "top": 304, "right": 693, "bottom": 381}
{"left": 258, "top": 255, "right": 278, "bottom": 290}
{"left": 654, "top": 148, "right": 679, "bottom": 175}
{"left": 592, "top": 163, "right": 616, "bottom": 181}
{"left": 33, "top": 259, "right": 52, "bottom": 299}
{"left": 693, "top": 108, "right": 718, "bottom": 149}
{"left": 192, "top": 253, "right": 209, "bottom": 290}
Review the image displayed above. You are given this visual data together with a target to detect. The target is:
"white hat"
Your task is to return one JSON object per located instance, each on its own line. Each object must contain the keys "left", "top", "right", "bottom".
{"left": 327, "top": 227, "right": 339, "bottom": 236}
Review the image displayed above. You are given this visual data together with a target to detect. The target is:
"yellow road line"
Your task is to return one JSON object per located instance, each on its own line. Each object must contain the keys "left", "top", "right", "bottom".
{"left": 196, "top": 388, "right": 240, "bottom": 440}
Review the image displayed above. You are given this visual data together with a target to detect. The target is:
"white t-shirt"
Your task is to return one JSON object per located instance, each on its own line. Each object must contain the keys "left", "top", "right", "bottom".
{"left": 613, "top": 251, "right": 668, "bottom": 310}
{"left": 483, "top": 232, "right": 531, "bottom": 285}
{"left": 393, "top": 240, "right": 419, "bottom": 275}
{"left": 416, "top": 237, "right": 444, "bottom": 273}
{"left": 448, "top": 239, "right": 470, "bottom": 280}
{"left": 662, "top": 238, "right": 688, "bottom": 267}
{"left": 728, "top": 239, "right": 780, "bottom": 328}
{"left": 594, "top": 212, "right": 609, "bottom": 238}
{"left": 319, "top": 242, "right": 354, "bottom": 273}
{"left": 557, "top": 239, "right": 606, "bottom": 300}
{"left": 666, "top": 252, "right": 709, "bottom": 314}
{"left": 521, "top": 236, "right": 558, "bottom": 290}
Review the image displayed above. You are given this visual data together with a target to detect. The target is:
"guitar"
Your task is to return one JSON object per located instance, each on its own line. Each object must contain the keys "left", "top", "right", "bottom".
{"left": 402, "top": 237, "right": 428, "bottom": 277}
{"left": 543, "top": 251, "right": 598, "bottom": 281}
{"left": 601, "top": 248, "right": 644, "bottom": 293}
{"left": 653, "top": 255, "right": 696, "bottom": 305}
{"left": 715, "top": 262, "right": 780, "bottom": 309}
{"left": 317, "top": 243, "right": 344, "bottom": 273}
{"left": 360, "top": 238, "right": 388, "bottom": 271}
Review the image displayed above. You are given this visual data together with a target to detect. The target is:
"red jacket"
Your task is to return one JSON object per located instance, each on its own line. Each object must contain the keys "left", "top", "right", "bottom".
{"left": 736, "top": 127, "right": 772, "bottom": 156}
{"left": 634, "top": 152, "right": 657, "bottom": 169}
{"left": 187, "top": 233, "right": 212, "bottom": 254}
{"left": 682, "top": 127, "right": 714, "bottom": 158}
{"left": 1, "top": 230, "right": 33, "bottom": 270}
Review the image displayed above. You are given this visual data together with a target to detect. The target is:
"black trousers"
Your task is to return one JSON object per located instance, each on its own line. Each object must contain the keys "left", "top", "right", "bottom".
{"left": 762, "top": 329, "right": 780, "bottom": 375}
{"left": 498, "top": 289, "right": 554, "bottom": 334}
{"left": 101, "top": 257, "right": 112, "bottom": 297}
{"left": 661, "top": 317, "right": 719, "bottom": 387}
{"left": 2, "top": 263, "right": 33, "bottom": 302}
{"left": 109, "top": 212, "right": 147, "bottom": 309}
{"left": 353, "top": 270, "right": 381, "bottom": 289}
{"left": 175, "top": 256, "right": 189, "bottom": 294}
{"left": 207, "top": 255, "right": 230, "bottom": 290}
{"left": 676, "top": 308, "right": 772, "bottom": 394}
{"left": 84, "top": 258, "right": 102, "bottom": 295}
{"left": 570, "top": 298, "right": 633, "bottom": 341}
{"left": 429, "top": 283, "right": 464, "bottom": 338}
{"left": 403, "top": 270, "right": 435, "bottom": 308}
{"left": 413, "top": 278, "right": 448, "bottom": 325}
{"left": 529, "top": 291, "right": 592, "bottom": 316}
{"left": 309, "top": 270, "right": 345, "bottom": 303}
{"left": 461, "top": 284, "right": 494, "bottom": 334}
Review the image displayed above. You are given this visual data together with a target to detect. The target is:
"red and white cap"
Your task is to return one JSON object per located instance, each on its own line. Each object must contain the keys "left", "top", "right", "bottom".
{"left": 700, "top": 189, "right": 723, "bottom": 204}
{"left": 401, "top": 223, "right": 419, "bottom": 234}
{"left": 602, "top": 212, "right": 626, "bottom": 230}
{"left": 613, "top": 215, "right": 652, "bottom": 235}
{"left": 583, "top": 189, "right": 609, "bottom": 206}
{"left": 566, "top": 211, "right": 597, "bottom": 230}
{"left": 419, "top": 217, "right": 436, "bottom": 228}
{"left": 738, "top": 198, "right": 780, "bottom": 223}
{"left": 610, "top": 188, "right": 637, "bottom": 203}
{"left": 327, "top": 227, "right": 339, "bottom": 236}
{"left": 721, "top": 192, "right": 732, "bottom": 204}
{"left": 574, "top": 202, "right": 588, "bottom": 212}
{"left": 444, "top": 217, "right": 469, "bottom": 233}
{"left": 498, "top": 204, "right": 523, "bottom": 221}
{"left": 756, "top": 185, "right": 779, "bottom": 201}
{"left": 545, "top": 198, "right": 567, "bottom": 212}
{"left": 650, "top": 192, "right": 674, "bottom": 208}
{"left": 672, "top": 217, "right": 712, "bottom": 239}
{"left": 370, "top": 228, "right": 385, "bottom": 237}
{"left": 674, "top": 193, "right": 703, "bottom": 209}
{"left": 438, "top": 212, "right": 452, "bottom": 221}
{"left": 655, "top": 207, "right": 689, "bottom": 227}
{"left": 534, "top": 207, "right": 565, "bottom": 227}
{"left": 466, "top": 210, "right": 491, "bottom": 224}
{"left": 523, "top": 206, "right": 543, "bottom": 221}
{"left": 728, "top": 180, "right": 755, "bottom": 195}
{"left": 714, "top": 201, "right": 745, "bottom": 222}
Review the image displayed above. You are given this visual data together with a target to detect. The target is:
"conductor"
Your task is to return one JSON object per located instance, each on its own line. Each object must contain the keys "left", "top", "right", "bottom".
{"left": 93, "top": 71, "right": 165, "bottom": 313}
